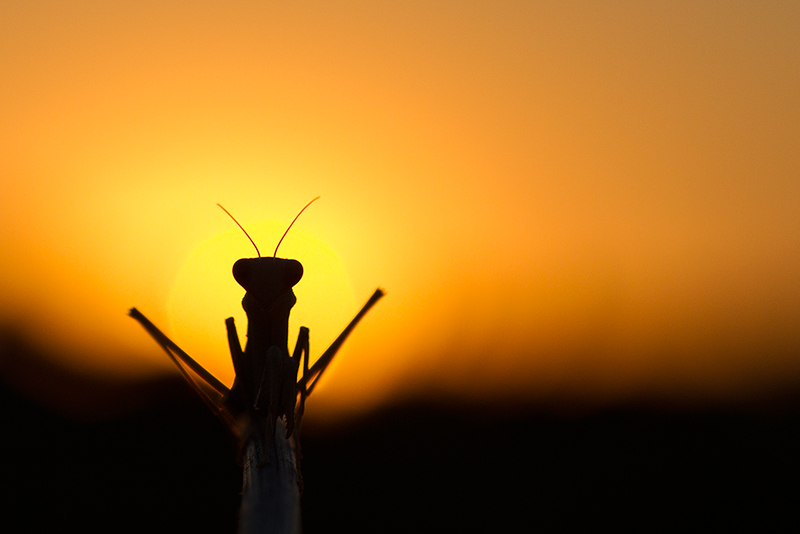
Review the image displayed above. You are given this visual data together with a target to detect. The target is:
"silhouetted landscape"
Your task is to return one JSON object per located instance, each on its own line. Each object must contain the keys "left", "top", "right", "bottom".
{"left": 2, "top": 335, "right": 798, "bottom": 532}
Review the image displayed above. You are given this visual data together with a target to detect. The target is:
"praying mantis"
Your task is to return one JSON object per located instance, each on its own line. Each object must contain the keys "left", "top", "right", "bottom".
{"left": 129, "top": 199, "right": 383, "bottom": 531}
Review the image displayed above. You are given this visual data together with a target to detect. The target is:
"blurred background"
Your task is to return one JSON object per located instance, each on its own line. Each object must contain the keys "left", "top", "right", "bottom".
{"left": 1, "top": 1, "right": 798, "bottom": 530}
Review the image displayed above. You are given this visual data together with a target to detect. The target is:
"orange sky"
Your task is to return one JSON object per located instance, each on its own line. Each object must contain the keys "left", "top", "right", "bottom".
{"left": 2, "top": 1, "right": 799, "bottom": 419}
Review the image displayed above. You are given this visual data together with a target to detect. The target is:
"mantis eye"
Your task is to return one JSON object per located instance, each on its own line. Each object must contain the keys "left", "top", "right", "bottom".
{"left": 232, "top": 258, "right": 251, "bottom": 288}
{"left": 285, "top": 259, "right": 303, "bottom": 287}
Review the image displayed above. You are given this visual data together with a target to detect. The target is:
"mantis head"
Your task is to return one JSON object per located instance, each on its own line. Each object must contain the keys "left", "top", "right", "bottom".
{"left": 232, "top": 257, "right": 303, "bottom": 312}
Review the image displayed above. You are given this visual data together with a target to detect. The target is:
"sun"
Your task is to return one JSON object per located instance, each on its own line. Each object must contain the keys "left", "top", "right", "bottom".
{"left": 166, "top": 221, "right": 357, "bottom": 386}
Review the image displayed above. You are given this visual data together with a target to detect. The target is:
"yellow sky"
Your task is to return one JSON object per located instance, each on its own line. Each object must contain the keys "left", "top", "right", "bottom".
{"left": 1, "top": 1, "right": 799, "bottom": 419}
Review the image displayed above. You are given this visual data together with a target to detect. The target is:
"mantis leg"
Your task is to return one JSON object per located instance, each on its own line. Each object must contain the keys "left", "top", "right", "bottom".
{"left": 224, "top": 317, "right": 251, "bottom": 413}
{"left": 291, "top": 327, "right": 310, "bottom": 431}
{"left": 297, "top": 288, "right": 384, "bottom": 396}
{"left": 225, "top": 317, "right": 245, "bottom": 379}
{"left": 282, "top": 355, "right": 300, "bottom": 437}
{"left": 129, "top": 307, "right": 229, "bottom": 406}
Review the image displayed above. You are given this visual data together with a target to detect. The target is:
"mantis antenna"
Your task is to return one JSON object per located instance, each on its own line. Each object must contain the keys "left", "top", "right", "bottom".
{"left": 217, "top": 203, "right": 261, "bottom": 258}
{"left": 273, "top": 196, "right": 320, "bottom": 257}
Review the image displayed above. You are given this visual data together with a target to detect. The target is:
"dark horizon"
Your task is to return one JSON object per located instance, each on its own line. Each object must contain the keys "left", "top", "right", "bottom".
{"left": 2, "top": 338, "right": 798, "bottom": 531}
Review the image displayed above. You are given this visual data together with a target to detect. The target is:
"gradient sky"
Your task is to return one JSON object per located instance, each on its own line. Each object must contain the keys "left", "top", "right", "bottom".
{"left": 2, "top": 1, "right": 799, "bottom": 419}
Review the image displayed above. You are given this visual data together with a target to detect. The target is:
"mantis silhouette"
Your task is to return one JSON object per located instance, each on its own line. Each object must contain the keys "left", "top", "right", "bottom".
{"left": 129, "top": 198, "right": 384, "bottom": 463}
